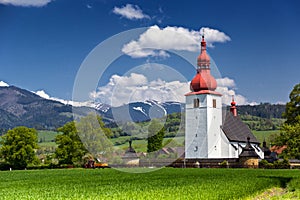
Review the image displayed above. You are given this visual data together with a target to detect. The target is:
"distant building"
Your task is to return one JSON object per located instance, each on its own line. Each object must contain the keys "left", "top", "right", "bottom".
{"left": 184, "top": 35, "right": 263, "bottom": 160}
{"left": 122, "top": 140, "right": 139, "bottom": 166}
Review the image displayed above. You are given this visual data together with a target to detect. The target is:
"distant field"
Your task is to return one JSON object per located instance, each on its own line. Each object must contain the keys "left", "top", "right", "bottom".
{"left": 36, "top": 130, "right": 279, "bottom": 152}
{"left": 112, "top": 130, "right": 277, "bottom": 153}
{"left": 252, "top": 130, "right": 280, "bottom": 145}
{"left": 112, "top": 136, "right": 184, "bottom": 152}
{"left": 37, "top": 130, "right": 61, "bottom": 143}
{"left": 0, "top": 168, "right": 299, "bottom": 200}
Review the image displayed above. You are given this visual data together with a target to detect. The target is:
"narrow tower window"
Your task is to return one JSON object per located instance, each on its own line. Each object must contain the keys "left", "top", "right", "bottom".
{"left": 213, "top": 99, "right": 216, "bottom": 108}
{"left": 194, "top": 98, "right": 199, "bottom": 108}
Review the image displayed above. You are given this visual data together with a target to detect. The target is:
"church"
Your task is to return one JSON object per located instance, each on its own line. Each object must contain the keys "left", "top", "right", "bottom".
{"left": 184, "top": 35, "right": 264, "bottom": 160}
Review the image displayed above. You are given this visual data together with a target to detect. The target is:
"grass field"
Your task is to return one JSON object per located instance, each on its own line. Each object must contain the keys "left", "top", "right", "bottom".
{"left": 36, "top": 130, "right": 279, "bottom": 152}
{"left": 252, "top": 130, "right": 280, "bottom": 145}
{"left": 111, "top": 136, "right": 185, "bottom": 152}
{"left": 37, "top": 130, "right": 61, "bottom": 142}
{"left": 0, "top": 168, "right": 299, "bottom": 200}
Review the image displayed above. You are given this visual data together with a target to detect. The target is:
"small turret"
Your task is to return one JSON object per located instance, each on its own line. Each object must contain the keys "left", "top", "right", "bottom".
{"left": 230, "top": 96, "right": 237, "bottom": 117}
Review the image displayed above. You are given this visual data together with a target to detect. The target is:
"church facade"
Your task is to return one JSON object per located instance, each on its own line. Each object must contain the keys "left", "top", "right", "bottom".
{"left": 185, "top": 35, "right": 264, "bottom": 159}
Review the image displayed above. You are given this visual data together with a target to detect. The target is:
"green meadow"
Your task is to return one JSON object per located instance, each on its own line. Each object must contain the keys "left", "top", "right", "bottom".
{"left": 0, "top": 168, "right": 299, "bottom": 200}
{"left": 36, "top": 130, "right": 278, "bottom": 151}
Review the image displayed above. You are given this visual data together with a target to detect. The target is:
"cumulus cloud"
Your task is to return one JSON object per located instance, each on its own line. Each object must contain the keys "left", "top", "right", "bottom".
{"left": 90, "top": 73, "right": 189, "bottom": 107}
{"left": 122, "top": 25, "right": 231, "bottom": 58}
{"left": 90, "top": 74, "right": 253, "bottom": 107}
{"left": 216, "top": 77, "right": 250, "bottom": 105}
{"left": 34, "top": 76, "right": 252, "bottom": 108}
{"left": 200, "top": 27, "right": 231, "bottom": 48}
{"left": 216, "top": 77, "right": 236, "bottom": 88}
{"left": 0, "top": 80, "right": 9, "bottom": 87}
{"left": 0, "top": 0, "right": 53, "bottom": 7}
{"left": 113, "top": 4, "right": 150, "bottom": 20}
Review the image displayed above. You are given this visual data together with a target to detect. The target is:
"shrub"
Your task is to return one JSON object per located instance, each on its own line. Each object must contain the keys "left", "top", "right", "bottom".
{"left": 274, "top": 158, "right": 290, "bottom": 169}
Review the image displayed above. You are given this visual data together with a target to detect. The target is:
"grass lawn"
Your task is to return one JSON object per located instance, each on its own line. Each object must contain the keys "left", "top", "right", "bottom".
{"left": 0, "top": 168, "right": 299, "bottom": 200}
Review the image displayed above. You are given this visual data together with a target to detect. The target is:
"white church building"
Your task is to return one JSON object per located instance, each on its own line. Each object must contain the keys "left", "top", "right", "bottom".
{"left": 184, "top": 35, "right": 264, "bottom": 159}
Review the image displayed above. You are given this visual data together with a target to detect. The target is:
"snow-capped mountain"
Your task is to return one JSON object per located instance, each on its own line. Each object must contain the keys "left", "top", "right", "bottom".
{"left": 97, "top": 100, "right": 183, "bottom": 123}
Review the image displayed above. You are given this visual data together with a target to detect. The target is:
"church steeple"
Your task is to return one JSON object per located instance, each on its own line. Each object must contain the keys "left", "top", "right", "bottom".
{"left": 190, "top": 35, "right": 217, "bottom": 92}
{"left": 197, "top": 35, "right": 210, "bottom": 68}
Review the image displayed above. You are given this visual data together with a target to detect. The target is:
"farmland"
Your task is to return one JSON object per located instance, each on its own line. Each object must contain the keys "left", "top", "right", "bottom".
{"left": 0, "top": 168, "right": 299, "bottom": 199}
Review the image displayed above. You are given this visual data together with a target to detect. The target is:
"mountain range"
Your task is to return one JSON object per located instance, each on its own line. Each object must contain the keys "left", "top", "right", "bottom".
{"left": 0, "top": 85, "right": 285, "bottom": 133}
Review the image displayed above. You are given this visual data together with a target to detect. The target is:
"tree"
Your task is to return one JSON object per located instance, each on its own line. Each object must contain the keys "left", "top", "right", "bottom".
{"left": 274, "top": 116, "right": 300, "bottom": 159}
{"left": 283, "top": 83, "right": 300, "bottom": 124}
{"left": 0, "top": 126, "right": 38, "bottom": 169}
{"left": 76, "top": 114, "right": 113, "bottom": 160}
{"left": 55, "top": 121, "right": 87, "bottom": 165}
{"left": 147, "top": 119, "right": 165, "bottom": 153}
{"left": 273, "top": 83, "right": 300, "bottom": 159}
{"left": 55, "top": 114, "right": 113, "bottom": 165}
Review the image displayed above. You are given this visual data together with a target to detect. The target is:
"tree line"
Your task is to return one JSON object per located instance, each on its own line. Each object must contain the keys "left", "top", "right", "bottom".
{"left": 0, "top": 114, "right": 165, "bottom": 170}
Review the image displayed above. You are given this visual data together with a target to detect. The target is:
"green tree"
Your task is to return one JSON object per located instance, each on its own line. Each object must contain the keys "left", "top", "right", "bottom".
{"left": 274, "top": 116, "right": 300, "bottom": 159}
{"left": 283, "top": 83, "right": 300, "bottom": 124}
{"left": 76, "top": 114, "right": 113, "bottom": 160}
{"left": 55, "top": 121, "right": 87, "bottom": 165}
{"left": 147, "top": 120, "right": 165, "bottom": 153}
{"left": 0, "top": 126, "right": 38, "bottom": 169}
{"left": 274, "top": 83, "right": 300, "bottom": 159}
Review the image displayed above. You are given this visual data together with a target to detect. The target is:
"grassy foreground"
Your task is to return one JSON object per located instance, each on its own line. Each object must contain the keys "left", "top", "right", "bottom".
{"left": 0, "top": 168, "right": 300, "bottom": 200}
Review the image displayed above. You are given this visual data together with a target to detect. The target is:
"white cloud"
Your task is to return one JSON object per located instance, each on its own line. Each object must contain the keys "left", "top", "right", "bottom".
{"left": 90, "top": 74, "right": 253, "bottom": 107}
{"left": 113, "top": 4, "right": 150, "bottom": 20}
{"left": 34, "top": 77, "right": 253, "bottom": 109}
{"left": 200, "top": 27, "right": 231, "bottom": 48}
{"left": 216, "top": 77, "right": 253, "bottom": 105}
{"left": 0, "top": 81, "right": 9, "bottom": 87}
{"left": 216, "top": 77, "right": 236, "bottom": 88}
{"left": 0, "top": 0, "right": 53, "bottom": 7}
{"left": 122, "top": 25, "right": 231, "bottom": 58}
{"left": 90, "top": 73, "right": 189, "bottom": 107}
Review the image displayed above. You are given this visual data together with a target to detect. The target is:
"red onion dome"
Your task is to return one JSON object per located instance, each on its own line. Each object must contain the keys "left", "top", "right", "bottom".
{"left": 231, "top": 100, "right": 236, "bottom": 106}
{"left": 190, "top": 69, "right": 217, "bottom": 92}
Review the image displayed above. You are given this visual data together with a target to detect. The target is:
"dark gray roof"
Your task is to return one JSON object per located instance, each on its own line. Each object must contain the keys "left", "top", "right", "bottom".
{"left": 239, "top": 137, "right": 260, "bottom": 158}
{"left": 221, "top": 112, "right": 260, "bottom": 144}
{"left": 123, "top": 141, "right": 138, "bottom": 158}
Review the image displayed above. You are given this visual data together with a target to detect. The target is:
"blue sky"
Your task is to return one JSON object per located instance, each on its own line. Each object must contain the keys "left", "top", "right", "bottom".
{"left": 0, "top": 0, "right": 299, "bottom": 106}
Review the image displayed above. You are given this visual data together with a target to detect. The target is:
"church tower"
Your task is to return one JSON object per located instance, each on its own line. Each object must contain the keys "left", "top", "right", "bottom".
{"left": 185, "top": 35, "right": 223, "bottom": 158}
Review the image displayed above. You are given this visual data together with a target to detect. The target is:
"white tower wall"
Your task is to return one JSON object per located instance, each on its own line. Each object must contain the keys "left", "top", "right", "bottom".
{"left": 185, "top": 93, "right": 225, "bottom": 158}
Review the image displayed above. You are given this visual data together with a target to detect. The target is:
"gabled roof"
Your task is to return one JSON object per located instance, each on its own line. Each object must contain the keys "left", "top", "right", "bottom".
{"left": 239, "top": 137, "right": 260, "bottom": 158}
{"left": 221, "top": 112, "right": 260, "bottom": 144}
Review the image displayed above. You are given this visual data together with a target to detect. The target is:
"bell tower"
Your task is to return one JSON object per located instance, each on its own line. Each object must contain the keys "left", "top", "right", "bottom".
{"left": 185, "top": 35, "right": 223, "bottom": 158}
